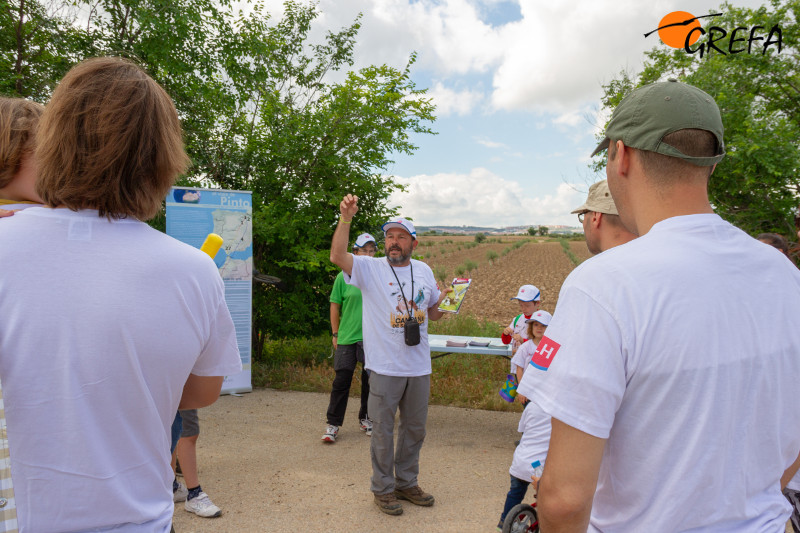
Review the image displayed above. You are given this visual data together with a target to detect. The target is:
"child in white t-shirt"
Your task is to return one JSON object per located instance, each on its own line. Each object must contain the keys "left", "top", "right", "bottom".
{"left": 510, "top": 310, "right": 551, "bottom": 406}
{"left": 501, "top": 284, "right": 541, "bottom": 374}
{"left": 496, "top": 380, "right": 553, "bottom": 529}
{"left": 496, "top": 310, "right": 552, "bottom": 530}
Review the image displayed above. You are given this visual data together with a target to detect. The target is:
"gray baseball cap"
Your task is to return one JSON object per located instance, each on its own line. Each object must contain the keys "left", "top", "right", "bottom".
{"left": 571, "top": 180, "right": 618, "bottom": 215}
{"left": 591, "top": 79, "right": 725, "bottom": 167}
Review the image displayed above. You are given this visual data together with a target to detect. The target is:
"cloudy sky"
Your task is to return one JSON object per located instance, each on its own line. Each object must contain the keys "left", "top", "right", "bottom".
{"left": 256, "top": 0, "right": 768, "bottom": 227}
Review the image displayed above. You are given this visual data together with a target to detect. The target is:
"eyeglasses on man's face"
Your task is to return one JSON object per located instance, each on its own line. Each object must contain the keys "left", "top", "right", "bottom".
{"left": 577, "top": 211, "right": 590, "bottom": 223}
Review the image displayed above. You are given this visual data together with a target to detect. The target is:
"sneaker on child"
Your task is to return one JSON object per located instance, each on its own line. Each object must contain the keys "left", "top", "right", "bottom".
{"left": 184, "top": 491, "right": 222, "bottom": 518}
{"left": 359, "top": 418, "right": 373, "bottom": 436}
{"left": 322, "top": 424, "right": 339, "bottom": 443}
{"left": 173, "top": 480, "right": 188, "bottom": 503}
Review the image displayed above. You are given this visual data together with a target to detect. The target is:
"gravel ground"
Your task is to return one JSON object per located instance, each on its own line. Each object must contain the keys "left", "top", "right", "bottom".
{"left": 171, "top": 388, "right": 523, "bottom": 533}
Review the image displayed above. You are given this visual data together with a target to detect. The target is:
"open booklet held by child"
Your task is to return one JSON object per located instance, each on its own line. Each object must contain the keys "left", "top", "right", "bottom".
{"left": 437, "top": 277, "right": 471, "bottom": 314}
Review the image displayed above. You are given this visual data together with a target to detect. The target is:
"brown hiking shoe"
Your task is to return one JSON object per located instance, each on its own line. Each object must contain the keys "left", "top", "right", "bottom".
{"left": 394, "top": 485, "right": 435, "bottom": 507}
{"left": 374, "top": 492, "right": 403, "bottom": 515}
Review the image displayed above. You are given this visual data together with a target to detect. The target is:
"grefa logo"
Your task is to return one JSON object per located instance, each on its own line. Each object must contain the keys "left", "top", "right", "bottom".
{"left": 645, "top": 11, "right": 782, "bottom": 58}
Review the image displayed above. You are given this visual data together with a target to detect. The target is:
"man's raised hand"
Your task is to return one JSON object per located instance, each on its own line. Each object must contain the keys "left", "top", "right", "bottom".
{"left": 340, "top": 194, "right": 359, "bottom": 221}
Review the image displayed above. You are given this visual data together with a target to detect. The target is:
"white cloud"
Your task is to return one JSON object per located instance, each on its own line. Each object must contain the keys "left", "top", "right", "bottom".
{"left": 387, "top": 170, "right": 584, "bottom": 226}
{"left": 427, "top": 82, "right": 485, "bottom": 116}
{"left": 300, "top": 0, "right": 765, "bottom": 114}
{"left": 253, "top": 0, "right": 770, "bottom": 115}
{"left": 475, "top": 137, "right": 507, "bottom": 149}
{"left": 553, "top": 110, "right": 584, "bottom": 128}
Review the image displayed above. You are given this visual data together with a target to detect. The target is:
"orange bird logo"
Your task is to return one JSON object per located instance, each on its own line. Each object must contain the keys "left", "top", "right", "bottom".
{"left": 645, "top": 11, "right": 722, "bottom": 48}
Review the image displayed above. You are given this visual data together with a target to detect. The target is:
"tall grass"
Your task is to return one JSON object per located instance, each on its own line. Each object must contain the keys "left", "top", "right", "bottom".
{"left": 463, "top": 259, "right": 478, "bottom": 275}
{"left": 252, "top": 314, "right": 521, "bottom": 412}
{"left": 558, "top": 238, "right": 581, "bottom": 266}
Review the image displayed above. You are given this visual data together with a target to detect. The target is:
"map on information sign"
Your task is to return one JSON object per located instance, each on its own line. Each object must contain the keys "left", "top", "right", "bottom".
{"left": 212, "top": 209, "right": 253, "bottom": 280}
{"left": 166, "top": 187, "right": 253, "bottom": 394}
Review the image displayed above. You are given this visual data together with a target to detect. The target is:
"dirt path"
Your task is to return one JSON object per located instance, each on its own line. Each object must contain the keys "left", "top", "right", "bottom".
{"left": 171, "top": 388, "right": 524, "bottom": 533}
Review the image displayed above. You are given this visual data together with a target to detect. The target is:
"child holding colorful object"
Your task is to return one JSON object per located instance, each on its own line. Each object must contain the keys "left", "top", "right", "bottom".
{"left": 510, "top": 310, "right": 552, "bottom": 405}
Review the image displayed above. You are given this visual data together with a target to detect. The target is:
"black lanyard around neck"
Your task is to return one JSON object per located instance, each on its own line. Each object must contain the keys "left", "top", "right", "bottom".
{"left": 388, "top": 259, "right": 414, "bottom": 313}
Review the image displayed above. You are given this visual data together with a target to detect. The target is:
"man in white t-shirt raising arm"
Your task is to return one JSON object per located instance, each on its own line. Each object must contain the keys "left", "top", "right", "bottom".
{"left": 330, "top": 194, "right": 450, "bottom": 516}
{"left": 518, "top": 79, "right": 800, "bottom": 532}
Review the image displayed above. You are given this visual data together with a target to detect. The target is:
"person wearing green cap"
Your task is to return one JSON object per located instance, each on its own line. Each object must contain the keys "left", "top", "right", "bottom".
{"left": 518, "top": 79, "right": 800, "bottom": 532}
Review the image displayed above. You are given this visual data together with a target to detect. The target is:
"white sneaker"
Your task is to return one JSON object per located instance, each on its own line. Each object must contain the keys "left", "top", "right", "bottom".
{"left": 173, "top": 481, "right": 188, "bottom": 502}
{"left": 360, "top": 418, "right": 373, "bottom": 437}
{"left": 184, "top": 491, "right": 222, "bottom": 518}
{"left": 322, "top": 424, "right": 339, "bottom": 443}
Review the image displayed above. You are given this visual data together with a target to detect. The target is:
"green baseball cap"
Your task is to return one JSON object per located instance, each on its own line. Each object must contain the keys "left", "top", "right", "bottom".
{"left": 591, "top": 79, "right": 725, "bottom": 167}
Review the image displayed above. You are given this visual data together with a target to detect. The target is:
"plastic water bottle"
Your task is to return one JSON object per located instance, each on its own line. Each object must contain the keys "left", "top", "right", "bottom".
{"left": 531, "top": 459, "right": 545, "bottom": 479}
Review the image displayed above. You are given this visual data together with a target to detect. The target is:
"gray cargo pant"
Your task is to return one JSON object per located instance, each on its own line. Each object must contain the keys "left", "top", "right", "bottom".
{"left": 368, "top": 372, "right": 430, "bottom": 495}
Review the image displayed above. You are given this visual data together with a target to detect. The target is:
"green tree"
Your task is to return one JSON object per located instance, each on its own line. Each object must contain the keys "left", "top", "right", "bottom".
{"left": 474, "top": 232, "right": 486, "bottom": 243}
{"left": 0, "top": 1, "right": 88, "bottom": 100}
{"left": 11, "top": 0, "right": 436, "bottom": 356}
{"left": 595, "top": 0, "right": 800, "bottom": 237}
{"left": 527, "top": 226, "right": 536, "bottom": 236}
{"left": 538, "top": 226, "right": 549, "bottom": 236}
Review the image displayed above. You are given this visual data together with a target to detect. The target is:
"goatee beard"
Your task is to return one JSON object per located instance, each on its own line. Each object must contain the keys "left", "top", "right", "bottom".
{"left": 387, "top": 250, "right": 411, "bottom": 265}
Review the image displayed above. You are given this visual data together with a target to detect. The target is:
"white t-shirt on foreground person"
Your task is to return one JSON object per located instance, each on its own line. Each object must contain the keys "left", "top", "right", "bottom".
{"left": 0, "top": 208, "right": 243, "bottom": 532}
{"left": 519, "top": 214, "right": 800, "bottom": 532}
{"left": 346, "top": 253, "right": 440, "bottom": 377}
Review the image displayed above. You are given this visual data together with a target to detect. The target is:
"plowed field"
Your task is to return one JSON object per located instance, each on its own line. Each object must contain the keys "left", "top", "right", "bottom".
{"left": 417, "top": 236, "right": 589, "bottom": 326}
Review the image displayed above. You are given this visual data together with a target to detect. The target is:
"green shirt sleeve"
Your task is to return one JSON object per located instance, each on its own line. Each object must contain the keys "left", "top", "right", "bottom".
{"left": 330, "top": 272, "right": 345, "bottom": 305}
{"left": 329, "top": 271, "right": 363, "bottom": 344}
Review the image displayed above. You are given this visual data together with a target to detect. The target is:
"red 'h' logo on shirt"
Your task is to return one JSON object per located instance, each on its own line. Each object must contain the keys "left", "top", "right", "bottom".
{"left": 530, "top": 336, "right": 561, "bottom": 371}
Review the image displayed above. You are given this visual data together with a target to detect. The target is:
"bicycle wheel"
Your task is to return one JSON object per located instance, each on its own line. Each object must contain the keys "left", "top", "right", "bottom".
{"left": 501, "top": 502, "right": 539, "bottom": 533}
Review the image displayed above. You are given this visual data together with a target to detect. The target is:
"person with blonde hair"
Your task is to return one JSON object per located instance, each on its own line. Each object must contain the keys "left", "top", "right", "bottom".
{"left": 0, "top": 97, "right": 44, "bottom": 215}
{"left": 0, "top": 57, "right": 242, "bottom": 532}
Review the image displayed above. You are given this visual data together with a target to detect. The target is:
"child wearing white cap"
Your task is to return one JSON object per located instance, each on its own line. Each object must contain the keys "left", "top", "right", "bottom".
{"left": 496, "top": 310, "right": 553, "bottom": 531}
{"left": 509, "top": 310, "right": 551, "bottom": 405}
{"left": 501, "top": 284, "right": 541, "bottom": 374}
